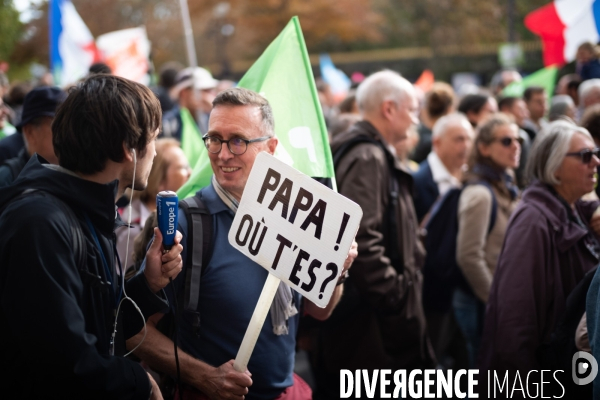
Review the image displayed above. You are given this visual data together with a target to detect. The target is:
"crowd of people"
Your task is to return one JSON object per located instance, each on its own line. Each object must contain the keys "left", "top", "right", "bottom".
{"left": 2, "top": 40, "right": 600, "bottom": 399}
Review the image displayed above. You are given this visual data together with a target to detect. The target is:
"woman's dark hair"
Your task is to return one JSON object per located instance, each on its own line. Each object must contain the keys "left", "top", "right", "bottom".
{"left": 458, "top": 94, "right": 490, "bottom": 115}
{"left": 338, "top": 93, "right": 357, "bottom": 114}
{"left": 53, "top": 74, "right": 161, "bottom": 174}
{"left": 425, "top": 82, "right": 455, "bottom": 119}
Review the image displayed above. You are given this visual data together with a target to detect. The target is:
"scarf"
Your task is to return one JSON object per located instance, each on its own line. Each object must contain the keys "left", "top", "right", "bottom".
{"left": 212, "top": 176, "right": 298, "bottom": 335}
{"left": 471, "top": 163, "right": 519, "bottom": 200}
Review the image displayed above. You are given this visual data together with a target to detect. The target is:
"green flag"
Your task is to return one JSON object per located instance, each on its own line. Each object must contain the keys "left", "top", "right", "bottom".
{"left": 179, "top": 107, "right": 205, "bottom": 169}
{"left": 502, "top": 65, "right": 558, "bottom": 98}
{"left": 178, "top": 16, "right": 333, "bottom": 199}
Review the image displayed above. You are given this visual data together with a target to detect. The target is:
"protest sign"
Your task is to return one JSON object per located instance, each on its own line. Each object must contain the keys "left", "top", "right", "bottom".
{"left": 228, "top": 152, "right": 362, "bottom": 308}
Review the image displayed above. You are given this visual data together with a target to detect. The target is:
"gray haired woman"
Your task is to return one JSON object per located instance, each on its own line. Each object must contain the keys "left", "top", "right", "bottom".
{"left": 479, "top": 119, "right": 600, "bottom": 396}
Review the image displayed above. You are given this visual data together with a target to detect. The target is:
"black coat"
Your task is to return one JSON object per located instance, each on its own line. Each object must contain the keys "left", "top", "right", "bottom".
{"left": 411, "top": 159, "right": 439, "bottom": 223}
{"left": 0, "top": 156, "right": 168, "bottom": 399}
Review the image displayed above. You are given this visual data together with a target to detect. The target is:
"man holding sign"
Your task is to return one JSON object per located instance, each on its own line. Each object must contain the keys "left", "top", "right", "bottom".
{"left": 130, "top": 88, "right": 357, "bottom": 400}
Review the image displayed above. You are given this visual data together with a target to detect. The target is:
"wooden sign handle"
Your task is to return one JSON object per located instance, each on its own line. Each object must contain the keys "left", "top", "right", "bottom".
{"left": 233, "top": 273, "right": 281, "bottom": 372}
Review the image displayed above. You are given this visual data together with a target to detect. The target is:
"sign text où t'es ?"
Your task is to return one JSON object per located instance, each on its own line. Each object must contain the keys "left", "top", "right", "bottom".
{"left": 228, "top": 152, "right": 362, "bottom": 307}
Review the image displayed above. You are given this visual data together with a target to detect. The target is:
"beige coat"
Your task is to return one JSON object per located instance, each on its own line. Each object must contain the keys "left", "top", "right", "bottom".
{"left": 456, "top": 184, "right": 518, "bottom": 302}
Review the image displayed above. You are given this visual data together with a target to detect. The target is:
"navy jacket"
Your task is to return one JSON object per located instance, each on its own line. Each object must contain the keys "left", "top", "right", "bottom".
{"left": 0, "top": 156, "right": 168, "bottom": 399}
{"left": 412, "top": 159, "right": 439, "bottom": 223}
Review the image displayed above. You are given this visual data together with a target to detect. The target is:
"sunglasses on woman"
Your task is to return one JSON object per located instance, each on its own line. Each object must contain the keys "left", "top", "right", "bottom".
{"left": 565, "top": 148, "right": 600, "bottom": 164}
{"left": 493, "top": 136, "right": 524, "bottom": 147}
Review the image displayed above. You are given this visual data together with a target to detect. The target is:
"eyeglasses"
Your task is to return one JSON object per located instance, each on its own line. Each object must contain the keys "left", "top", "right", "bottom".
{"left": 202, "top": 135, "right": 272, "bottom": 155}
{"left": 565, "top": 148, "right": 600, "bottom": 164}
{"left": 492, "top": 136, "right": 523, "bottom": 147}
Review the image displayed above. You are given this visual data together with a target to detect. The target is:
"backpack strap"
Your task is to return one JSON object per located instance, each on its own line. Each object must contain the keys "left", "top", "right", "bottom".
{"left": 179, "top": 193, "right": 213, "bottom": 336}
{"left": 471, "top": 181, "right": 498, "bottom": 235}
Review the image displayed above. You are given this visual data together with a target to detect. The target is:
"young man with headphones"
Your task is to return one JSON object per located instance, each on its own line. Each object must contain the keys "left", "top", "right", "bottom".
{"left": 0, "top": 74, "right": 183, "bottom": 399}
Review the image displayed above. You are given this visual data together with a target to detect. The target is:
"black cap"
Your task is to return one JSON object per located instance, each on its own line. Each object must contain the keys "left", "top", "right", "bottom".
{"left": 16, "top": 86, "right": 67, "bottom": 132}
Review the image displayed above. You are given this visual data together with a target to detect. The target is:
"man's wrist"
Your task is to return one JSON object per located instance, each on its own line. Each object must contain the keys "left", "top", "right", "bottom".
{"left": 336, "top": 271, "right": 348, "bottom": 286}
{"left": 143, "top": 269, "right": 161, "bottom": 293}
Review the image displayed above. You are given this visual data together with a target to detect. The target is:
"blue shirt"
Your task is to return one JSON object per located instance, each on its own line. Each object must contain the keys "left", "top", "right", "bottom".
{"left": 170, "top": 183, "right": 300, "bottom": 400}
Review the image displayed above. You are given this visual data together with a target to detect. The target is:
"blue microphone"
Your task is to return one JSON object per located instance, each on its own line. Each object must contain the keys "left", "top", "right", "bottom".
{"left": 157, "top": 191, "right": 178, "bottom": 251}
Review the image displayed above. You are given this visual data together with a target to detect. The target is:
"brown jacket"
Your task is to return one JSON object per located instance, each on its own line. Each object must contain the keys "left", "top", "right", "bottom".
{"left": 316, "top": 121, "right": 435, "bottom": 371}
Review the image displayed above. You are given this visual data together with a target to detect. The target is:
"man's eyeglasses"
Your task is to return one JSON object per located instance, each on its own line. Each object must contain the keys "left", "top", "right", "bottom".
{"left": 202, "top": 135, "right": 272, "bottom": 155}
{"left": 565, "top": 148, "right": 600, "bottom": 164}
{"left": 493, "top": 136, "right": 523, "bottom": 147}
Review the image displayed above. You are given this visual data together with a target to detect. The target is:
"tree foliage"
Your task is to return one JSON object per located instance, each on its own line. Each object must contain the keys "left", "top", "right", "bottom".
{"left": 0, "top": 0, "right": 23, "bottom": 61}
{"left": 10, "top": 0, "right": 549, "bottom": 75}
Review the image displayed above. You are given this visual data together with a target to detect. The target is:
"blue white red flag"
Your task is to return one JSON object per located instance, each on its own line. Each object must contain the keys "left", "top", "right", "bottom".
{"left": 49, "top": 0, "right": 100, "bottom": 86}
{"left": 525, "top": 0, "right": 600, "bottom": 66}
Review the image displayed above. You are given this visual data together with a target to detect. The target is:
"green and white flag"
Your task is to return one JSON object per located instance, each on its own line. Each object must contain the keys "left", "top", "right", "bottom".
{"left": 502, "top": 65, "right": 558, "bottom": 99}
{"left": 178, "top": 16, "right": 334, "bottom": 199}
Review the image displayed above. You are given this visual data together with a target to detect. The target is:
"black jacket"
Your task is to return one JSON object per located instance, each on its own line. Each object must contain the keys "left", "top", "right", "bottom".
{"left": 0, "top": 147, "right": 29, "bottom": 188}
{"left": 411, "top": 159, "right": 439, "bottom": 223}
{"left": 0, "top": 155, "right": 168, "bottom": 399}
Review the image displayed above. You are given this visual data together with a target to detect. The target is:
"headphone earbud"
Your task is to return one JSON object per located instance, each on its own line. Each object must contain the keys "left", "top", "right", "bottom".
{"left": 131, "top": 148, "right": 136, "bottom": 163}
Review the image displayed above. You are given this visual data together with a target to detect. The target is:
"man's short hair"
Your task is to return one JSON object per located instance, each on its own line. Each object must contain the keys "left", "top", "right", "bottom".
{"left": 212, "top": 87, "right": 274, "bottom": 136}
{"left": 457, "top": 93, "right": 491, "bottom": 115}
{"left": 523, "top": 86, "right": 545, "bottom": 102}
{"left": 580, "top": 104, "right": 600, "bottom": 142}
{"left": 579, "top": 78, "right": 600, "bottom": 103}
{"left": 53, "top": 74, "right": 162, "bottom": 175}
{"left": 356, "top": 70, "right": 414, "bottom": 115}
{"left": 548, "top": 95, "right": 575, "bottom": 121}
{"left": 498, "top": 96, "right": 520, "bottom": 111}
{"left": 432, "top": 113, "right": 472, "bottom": 139}
{"left": 88, "top": 62, "right": 112, "bottom": 75}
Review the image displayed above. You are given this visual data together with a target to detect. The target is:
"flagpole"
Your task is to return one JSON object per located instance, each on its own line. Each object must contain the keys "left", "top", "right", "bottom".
{"left": 178, "top": 0, "right": 198, "bottom": 68}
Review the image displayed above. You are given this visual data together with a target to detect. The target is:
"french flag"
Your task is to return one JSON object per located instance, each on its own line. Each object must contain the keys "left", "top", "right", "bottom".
{"left": 525, "top": 0, "right": 600, "bottom": 66}
{"left": 50, "top": 0, "right": 100, "bottom": 86}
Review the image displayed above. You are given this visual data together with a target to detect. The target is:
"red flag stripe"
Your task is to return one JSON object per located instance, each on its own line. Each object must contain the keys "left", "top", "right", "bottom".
{"left": 525, "top": 3, "right": 567, "bottom": 66}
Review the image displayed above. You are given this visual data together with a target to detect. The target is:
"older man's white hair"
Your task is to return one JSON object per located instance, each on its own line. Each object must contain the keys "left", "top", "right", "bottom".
{"left": 356, "top": 70, "right": 415, "bottom": 115}
{"left": 432, "top": 113, "right": 473, "bottom": 140}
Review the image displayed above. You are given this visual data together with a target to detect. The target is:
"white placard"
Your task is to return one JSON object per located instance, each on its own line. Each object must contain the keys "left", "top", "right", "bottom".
{"left": 228, "top": 152, "right": 362, "bottom": 308}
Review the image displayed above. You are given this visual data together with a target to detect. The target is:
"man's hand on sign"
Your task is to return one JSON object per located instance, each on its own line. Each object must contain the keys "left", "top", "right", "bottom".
{"left": 202, "top": 360, "right": 252, "bottom": 400}
{"left": 144, "top": 228, "right": 184, "bottom": 293}
{"left": 304, "top": 240, "right": 358, "bottom": 321}
{"left": 342, "top": 240, "right": 358, "bottom": 276}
